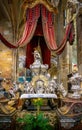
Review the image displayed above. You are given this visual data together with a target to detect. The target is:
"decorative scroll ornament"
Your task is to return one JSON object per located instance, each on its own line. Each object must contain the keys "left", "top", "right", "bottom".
{"left": 67, "top": 0, "right": 79, "bottom": 6}
{"left": 31, "top": 75, "right": 48, "bottom": 88}
{"left": 22, "top": 0, "right": 58, "bottom": 17}
{"left": 51, "top": 0, "right": 60, "bottom": 7}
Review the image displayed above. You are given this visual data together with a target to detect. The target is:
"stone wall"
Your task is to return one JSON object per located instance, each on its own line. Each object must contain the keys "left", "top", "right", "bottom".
{"left": 77, "top": 12, "right": 82, "bottom": 75}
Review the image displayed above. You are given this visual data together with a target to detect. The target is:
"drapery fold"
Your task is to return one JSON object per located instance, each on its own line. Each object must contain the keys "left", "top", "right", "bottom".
{"left": 41, "top": 5, "right": 57, "bottom": 50}
{"left": 41, "top": 5, "right": 74, "bottom": 55}
{"left": 17, "top": 5, "right": 40, "bottom": 47}
{"left": 25, "top": 36, "right": 51, "bottom": 68}
{"left": 22, "top": 0, "right": 58, "bottom": 16}
{"left": 0, "top": 4, "right": 74, "bottom": 55}
{"left": 0, "top": 33, "right": 17, "bottom": 48}
{"left": 0, "top": 5, "right": 40, "bottom": 49}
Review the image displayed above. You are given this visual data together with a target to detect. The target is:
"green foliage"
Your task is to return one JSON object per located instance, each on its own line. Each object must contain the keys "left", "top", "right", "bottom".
{"left": 17, "top": 113, "right": 53, "bottom": 130}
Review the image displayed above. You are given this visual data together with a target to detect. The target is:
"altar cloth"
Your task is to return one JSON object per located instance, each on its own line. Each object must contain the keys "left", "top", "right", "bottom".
{"left": 20, "top": 94, "right": 57, "bottom": 99}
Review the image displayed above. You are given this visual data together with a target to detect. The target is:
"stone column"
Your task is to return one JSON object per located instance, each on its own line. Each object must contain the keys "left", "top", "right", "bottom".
{"left": 77, "top": 10, "right": 82, "bottom": 75}
{"left": 56, "top": 0, "right": 69, "bottom": 88}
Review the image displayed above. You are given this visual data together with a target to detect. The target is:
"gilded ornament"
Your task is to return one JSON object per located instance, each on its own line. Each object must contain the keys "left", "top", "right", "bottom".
{"left": 22, "top": 0, "right": 58, "bottom": 19}
{"left": 31, "top": 74, "right": 48, "bottom": 87}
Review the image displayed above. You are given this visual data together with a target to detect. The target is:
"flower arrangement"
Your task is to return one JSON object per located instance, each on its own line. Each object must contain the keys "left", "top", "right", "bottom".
{"left": 33, "top": 98, "right": 43, "bottom": 114}
{"left": 17, "top": 112, "right": 53, "bottom": 130}
{"left": 17, "top": 98, "right": 55, "bottom": 130}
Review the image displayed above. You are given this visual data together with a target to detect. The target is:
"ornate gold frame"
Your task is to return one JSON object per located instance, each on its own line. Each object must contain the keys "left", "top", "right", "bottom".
{"left": 31, "top": 74, "right": 48, "bottom": 88}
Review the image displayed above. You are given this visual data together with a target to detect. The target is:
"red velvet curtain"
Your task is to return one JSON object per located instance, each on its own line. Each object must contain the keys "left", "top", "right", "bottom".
{"left": 41, "top": 5, "right": 74, "bottom": 55}
{"left": 0, "top": 5, "right": 40, "bottom": 49}
{"left": 0, "top": 4, "right": 74, "bottom": 68}
{"left": 41, "top": 5, "right": 57, "bottom": 50}
{"left": 40, "top": 36, "right": 51, "bottom": 67}
{"left": 0, "top": 33, "right": 17, "bottom": 48}
{"left": 25, "top": 6, "right": 51, "bottom": 68}
{"left": 25, "top": 36, "right": 38, "bottom": 68}
{"left": 0, "top": 4, "right": 74, "bottom": 52}
{"left": 17, "top": 5, "right": 40, "bottom": 47}
{"left": 0, "top": 4, "right": 75, "bottom": 71}
{"left": 25, "top": 36, "right": 51, "bottom": 68}
{"left": 68, "top": 21, "right": 74, "bottom": 45}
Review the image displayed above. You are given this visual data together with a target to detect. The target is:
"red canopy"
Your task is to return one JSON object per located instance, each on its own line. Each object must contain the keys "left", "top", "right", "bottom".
{"left": 0, "top": 4, "right": 74, "bottom": 68}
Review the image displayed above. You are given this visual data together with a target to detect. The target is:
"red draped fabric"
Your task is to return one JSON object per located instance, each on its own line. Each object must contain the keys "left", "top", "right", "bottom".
{"left": 41, "top": 5, "right": 74, "bottom": 55}
{"left": 34, "top": 17, "right": 43, "bottom": 36}
{"left": 41, "top": 5, "right": 57, "bottom": 50}
{"left": 0, "top": 33, "right": 17, "bottom": 48}
{"left": 17, "top": 5, "right": 40, "bottom": 47}
{"left": 0, "top": 4, "right": 74, "bottom": 52}
{"left": 56, "top": 22, "right": 74, "bottom": 55}
{"left": 25, "top": 36, "right": 51, "bottom": 68}
{"left": 25, "top": 6, "right": 51, "bottom": 68}
{"left": 40, "top": 37, "right": 51, "bottom": 67}
{"left": 0, "top": 4, "right": 74, "bottom": 67}
{"left": 68, "top": 21, "right": 74, "bottom": 45}
{"left": 25, "top": 37, "right": 38, "bottom": 68}
{"left": 0, "top": 5, "right": 40, "bottom": 49}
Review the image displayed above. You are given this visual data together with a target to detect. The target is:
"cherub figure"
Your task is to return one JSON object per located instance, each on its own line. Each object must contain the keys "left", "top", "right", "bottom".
{"left": 58, "top": 83, "right": 67, "bottom": 97}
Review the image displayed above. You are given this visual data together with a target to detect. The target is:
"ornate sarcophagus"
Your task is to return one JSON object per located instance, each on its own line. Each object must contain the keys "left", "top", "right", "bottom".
{"left": 56, "top": 97, "right": 82, "bottom": 129}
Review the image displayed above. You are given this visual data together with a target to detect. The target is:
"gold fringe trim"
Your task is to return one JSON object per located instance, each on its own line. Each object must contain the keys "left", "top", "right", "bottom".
{"left": 22, "top": 0, "right": 58, "bottom": 19}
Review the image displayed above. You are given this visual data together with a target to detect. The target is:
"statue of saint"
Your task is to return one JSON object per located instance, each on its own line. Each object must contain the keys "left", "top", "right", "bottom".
{"left": 33, "top": 50, "right": 41, "bottom": 65}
